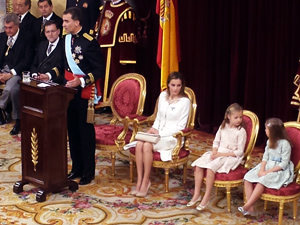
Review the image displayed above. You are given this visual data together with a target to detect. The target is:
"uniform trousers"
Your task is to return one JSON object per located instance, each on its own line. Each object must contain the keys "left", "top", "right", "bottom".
{"left": 67, "top": 93, "right": 96, "bottom": 178}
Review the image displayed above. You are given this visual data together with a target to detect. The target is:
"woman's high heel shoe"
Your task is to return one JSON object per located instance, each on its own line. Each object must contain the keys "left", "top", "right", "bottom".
{"left": 196, "top": 200, "right": 210, "bottom": 211}
{"left": 186, "top": 195, "right": 202, "bottom": 207}
{"left": 136, "top": 182, "right": 151, "bottom": 197}
{"left": 130, "top": 190, "right": 139, "bottom": 196}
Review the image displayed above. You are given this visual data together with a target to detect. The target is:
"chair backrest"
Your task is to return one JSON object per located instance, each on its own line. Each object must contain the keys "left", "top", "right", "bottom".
{"left": 109, "top": 73, "right": 146, "bottom": 121}
{"left": 184, "top": 87, "right": 197, "bottom": 130}
{"left": 284, "top": 121, "right": 300, "bottom": 184}
{"left": 242, "top": 110, "right": 259, "bottom": 168}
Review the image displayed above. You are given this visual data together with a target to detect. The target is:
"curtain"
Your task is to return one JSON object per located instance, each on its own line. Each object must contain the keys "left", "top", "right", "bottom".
{"left": 177, "top": 0, "right": 300, "bottom": 142}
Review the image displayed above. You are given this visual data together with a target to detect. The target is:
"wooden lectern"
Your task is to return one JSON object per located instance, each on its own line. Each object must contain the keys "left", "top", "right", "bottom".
{"left": 13, "top": 80, "right": 78, "bottom": 202}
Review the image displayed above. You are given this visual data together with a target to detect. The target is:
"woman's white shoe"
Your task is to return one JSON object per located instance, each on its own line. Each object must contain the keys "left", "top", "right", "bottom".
{"left": 186, "top": 195, "right": 202, "bottom": 207}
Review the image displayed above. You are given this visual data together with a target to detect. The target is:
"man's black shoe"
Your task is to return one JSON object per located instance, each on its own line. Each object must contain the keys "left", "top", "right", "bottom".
{"left": 79, "top": 176, "right": 95, "bottom": 185}
{"left": 67, "top": 172, "right": 82, "bottom": 180}
{"left": 9, "top": 121, "right": 20, "bottom": 135}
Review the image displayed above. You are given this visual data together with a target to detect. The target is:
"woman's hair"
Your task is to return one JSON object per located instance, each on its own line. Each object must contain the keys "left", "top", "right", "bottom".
{"left": 166, "top": 71, "right": 186, "bottom": 97}
{"left": 220, "top": 103, "right": 243, "bottom": 129}
{"left": 265, "top": 118, "right": 290, "bottom": 149}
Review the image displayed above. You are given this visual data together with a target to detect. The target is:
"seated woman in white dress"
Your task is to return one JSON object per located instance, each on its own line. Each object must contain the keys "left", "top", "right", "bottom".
{"left": 187, "top": 103, "right": 247, "bottom": 211}
{"left": 238, "top": 118, "right": 294, "bottom": 216}
{"left": 130, "top": 71, "right": 191, "bottom": 197}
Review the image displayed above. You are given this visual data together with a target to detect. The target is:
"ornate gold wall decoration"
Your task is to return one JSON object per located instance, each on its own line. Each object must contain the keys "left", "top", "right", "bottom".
{"left": 6, "top": 0, "right": 13, "bottom": 13}
{"left": 31, "top": 128, "right": 39, "bottom": 171}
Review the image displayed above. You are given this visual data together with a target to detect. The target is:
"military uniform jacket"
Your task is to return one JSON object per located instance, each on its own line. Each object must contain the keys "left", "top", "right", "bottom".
{"left": 64, "top": 30, "right": 105, "bottom": 94}
{"left": 31, "top": 38, "right": 64, "bottom": 84}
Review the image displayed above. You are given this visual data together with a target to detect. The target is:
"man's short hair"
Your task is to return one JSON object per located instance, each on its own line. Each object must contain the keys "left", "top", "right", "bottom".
{"left": 25, "top": 0, "right": 32, "bottom": 9}
{"left": 37, "top": 0, "right": 53, "bottom": 7}
{"left": 44, "top": 19, "right": 58, "bottom": 29}
{"left": 63, "top": 7, "right": 82, "bottom": 25}
{"left": 4, "top": 13, "right": 20, "bottom": 26}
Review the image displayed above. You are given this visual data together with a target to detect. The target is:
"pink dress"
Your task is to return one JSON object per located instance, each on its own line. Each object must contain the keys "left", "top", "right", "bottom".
{"left": 191, "top": 124, "right": 247, "bottom": 173}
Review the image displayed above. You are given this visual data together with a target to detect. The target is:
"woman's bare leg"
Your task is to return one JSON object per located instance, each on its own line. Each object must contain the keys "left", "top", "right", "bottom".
{"left": 134, "top": 141, "right": 145, "bottom": 192}
{"left": 200, "top": 169, "right": 215, "bottom": 206}
{"left": 139, "top": 142, "right": 153, "bottom": 193}
{"left": 190, "top": 167, "right": 204, "bottom": 201}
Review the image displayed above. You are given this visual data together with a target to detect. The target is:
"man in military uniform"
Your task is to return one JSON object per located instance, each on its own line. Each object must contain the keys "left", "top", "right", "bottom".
{"left": 94, "top": 0, "right": 137, "bottom": 104}
{"left": 62, "top": 7, "right": 105, "bottom": 185}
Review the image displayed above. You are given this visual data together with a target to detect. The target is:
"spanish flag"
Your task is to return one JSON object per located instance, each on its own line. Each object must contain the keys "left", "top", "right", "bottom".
{"left": 156, "top": 0, "right": 181, "bottom": 90}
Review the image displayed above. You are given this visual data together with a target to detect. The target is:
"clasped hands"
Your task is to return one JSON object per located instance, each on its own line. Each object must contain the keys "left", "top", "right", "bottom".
{"left": 32, "top": 73, "right": 50, "bottom": 82}
{"left": 0, "top": 72, "right": 12, "bottom": 83}
{"left": 210, "top": 149, "right": 222, "bottom": 160}
{"left": 65, "top": 75, "right": 81, "bottom": 88}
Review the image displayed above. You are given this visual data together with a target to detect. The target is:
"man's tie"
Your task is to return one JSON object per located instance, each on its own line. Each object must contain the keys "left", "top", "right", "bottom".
{"left": 18, "top": 15, "right": 22, "bottom": 22}
{"left": 5, "top": 37, "right": 13, "bottom": 56}
{"left": 47, "top": 44, "right": 53, "bottom": 55}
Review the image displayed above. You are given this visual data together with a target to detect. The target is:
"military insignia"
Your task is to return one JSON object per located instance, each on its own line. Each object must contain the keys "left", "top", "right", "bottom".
{"left": 72, "top": 53, "right": 76, "bottom": 59}
{"left": 74, "top": 46, "right": 82, "bottom": 54}
{"left": 83, "top": 2, "right": 88, "bottom": 8}
{"left": 78, "top": 55, "right": 84, "bottom": 60}
{"left": 75, "top": 59, "right": 80, "bottom": 64}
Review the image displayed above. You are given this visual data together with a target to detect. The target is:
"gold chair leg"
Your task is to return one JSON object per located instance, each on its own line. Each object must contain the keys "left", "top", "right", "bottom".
{"left": 278, "top": 202, "right": 284, "bottom": 225}
{"left": 183, "top": 163, "right": 187, "bottom": 184}
{"left": 226, "top": 187, "right": 231, "bottom": 213}
{"left": 264, "top": 200, "right": 268, "bottom": 210}
{"left": 111, "top": 152, "right": 116, "bottom": 176}
{"left": 165, "top": 168, "right": 170, "bottom": 193}
{"left": 129, "top": 159, "right": 133, "bottom": 182}
{"left": 293, "top": 200, "right": 297, "bottom": 220}
{"left": 215, "top": 187, "right": 219, "bottom": 196}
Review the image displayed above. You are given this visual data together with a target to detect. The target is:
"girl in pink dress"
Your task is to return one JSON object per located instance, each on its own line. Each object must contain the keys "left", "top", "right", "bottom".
{"left": 187, "top": 103, "right": 247, "bottom": 211}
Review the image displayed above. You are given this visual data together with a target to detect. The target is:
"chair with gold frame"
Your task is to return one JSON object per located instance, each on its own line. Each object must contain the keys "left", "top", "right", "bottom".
{"left": 204, "top": 110, "right": 259, "bottom": 212}
{"left": 129, "top": 87, "right": 197, "bottom": 193}
{"left": 94, "top": 73, "right": 146, "bottom": 176}
{"left": 258, "top": 121, "right": 300, "bottom": 225}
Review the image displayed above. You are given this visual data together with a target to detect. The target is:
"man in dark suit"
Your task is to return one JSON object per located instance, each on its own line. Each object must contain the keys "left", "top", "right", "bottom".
{"left": 63, "top": 7, "right": 105, "bottom": 185}
{"left": 66, "top": 0, "right": 100, "bottom": 35}
{"left": 13, "top": 0, "right": 36, "bottom": 33}
{"left": 31, "top": 20, "right": 64, "bottom": 84}
{"left": 32, "top": 0, "right": 63, "bottom": 45}
{"left": 0, "top": 13, "right": 35, "bottom": 134}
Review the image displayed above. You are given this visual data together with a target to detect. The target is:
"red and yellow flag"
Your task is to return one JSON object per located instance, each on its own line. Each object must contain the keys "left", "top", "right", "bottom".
{"left": 156, "top": 0, "right": 181, "bottom": 90}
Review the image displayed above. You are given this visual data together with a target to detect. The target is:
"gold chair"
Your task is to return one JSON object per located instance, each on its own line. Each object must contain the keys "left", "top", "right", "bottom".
{"left": 204, "top": 110, "right": 259, "bottom": 212}
{"left": 258, "top": 121, "right": 300, "bottom": 225}
{"left": 94, "top": 73, "right": 146, "bottom": 176}
{"left": 129, "top": 87, "right": 197, "bottom": 192}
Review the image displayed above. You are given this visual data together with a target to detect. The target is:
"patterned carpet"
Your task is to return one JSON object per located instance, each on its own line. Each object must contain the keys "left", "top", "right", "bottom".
{"left": 0, "top": 114, "right": 299, "bottom": 225}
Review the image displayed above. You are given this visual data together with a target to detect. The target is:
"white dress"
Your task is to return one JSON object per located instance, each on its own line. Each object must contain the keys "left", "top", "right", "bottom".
{"left": 191, "top": 124, "right": 247, "bottom": 173}
{"left": 152, "top": 91, "right": 191, "bottom": 161}
{"left": 244, "top": 139, "right": 294, "bottom": 189}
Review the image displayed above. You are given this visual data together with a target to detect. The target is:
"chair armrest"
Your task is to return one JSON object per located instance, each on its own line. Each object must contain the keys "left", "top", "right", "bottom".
{"left": 171, "top": 129, "right": 193, "bottom": 159}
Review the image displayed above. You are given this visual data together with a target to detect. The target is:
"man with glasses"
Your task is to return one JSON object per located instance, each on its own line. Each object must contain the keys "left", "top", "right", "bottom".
{"left": 31, "top": 20, "right": 64, "bottom": 84}
{"left": 13, "top": 0, "right": 36, "bottom": 33}
{"left": 32, "top": 0, "right": 62, "bottom": 45}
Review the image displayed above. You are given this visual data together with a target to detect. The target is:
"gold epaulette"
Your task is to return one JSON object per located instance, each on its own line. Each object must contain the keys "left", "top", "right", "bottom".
{"left": 83, "top": 33, "right": 93, "bottom": 41}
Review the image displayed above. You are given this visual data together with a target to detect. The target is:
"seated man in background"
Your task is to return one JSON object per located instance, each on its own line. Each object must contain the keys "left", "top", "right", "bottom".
{"left": 0, "top": 13, "right": 35, "bottom": 134}
{"left": 32, "top": 0, "right": 63, "bottom": 45}
{"left": 31, "top": 20, "right": 64, "bottom": 84}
